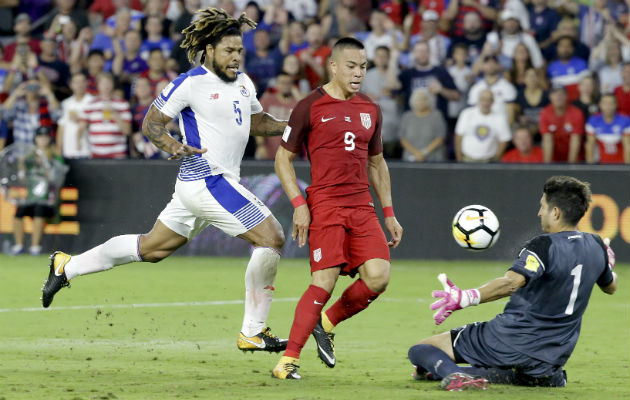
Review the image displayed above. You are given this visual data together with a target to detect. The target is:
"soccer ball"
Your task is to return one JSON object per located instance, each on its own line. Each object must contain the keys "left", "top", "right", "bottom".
{"left": 452, "top": 205, "right": 500, "bottom": 251}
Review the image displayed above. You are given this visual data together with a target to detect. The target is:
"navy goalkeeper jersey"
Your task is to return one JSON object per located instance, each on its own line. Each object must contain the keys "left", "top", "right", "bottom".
{"left": 486, "top": 231, "right": 614, "bottom": 366}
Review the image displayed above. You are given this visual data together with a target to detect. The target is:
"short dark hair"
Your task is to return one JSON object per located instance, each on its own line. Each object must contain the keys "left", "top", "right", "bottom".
{"left": 374, "top": 45, "right": 390, "bottom": 56}
{"left": 543, "top": 176, "right": 591, "bottom": 225}
{"left": 87, "top": 49, "right": 104, "bottom": 59}
{"left": 332, "top": 37, "right": 364, "bottom": 58}
{"left": 452, "top": 43, "right": 468, "bottom": 54}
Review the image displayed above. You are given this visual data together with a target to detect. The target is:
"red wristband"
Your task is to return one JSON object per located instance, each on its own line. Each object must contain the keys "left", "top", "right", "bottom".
{"left": 383, "top": 206, "right": 394, "bottom": 218}
{"left": 291, "top": 194, "right": 307, "bottom": 208}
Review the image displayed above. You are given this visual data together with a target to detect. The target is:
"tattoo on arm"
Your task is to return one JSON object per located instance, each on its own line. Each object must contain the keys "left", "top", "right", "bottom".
{"left": 142, "top": 105, "right": 179, "bottom": 154}
{"left": 252, "top": 112, "right": 288, "bottom": 137}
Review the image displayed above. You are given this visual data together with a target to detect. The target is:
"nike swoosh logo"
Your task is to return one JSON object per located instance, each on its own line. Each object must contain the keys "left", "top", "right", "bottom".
{"left": 54, "top": 255, "right": 69, "bottom": 276}
{"left": 318, "top": 343, "right": 335, "bottom": 365}
{"left": 314, "top": 300, "right": 324, "bottom": 305}
{"left": 240, "top": 337, "right": 266, "bottom": 348}
{"left": 321, "top": 117, "right": 335, "bottom": 122}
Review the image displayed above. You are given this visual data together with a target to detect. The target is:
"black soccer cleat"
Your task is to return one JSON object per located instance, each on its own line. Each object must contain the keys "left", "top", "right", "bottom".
{"left": 312, "top": 317, "right": 336, "bottom": 368}
{"left": 237, "top": 327, "right": 288, "bottom": 353}
{"left": 41, "top": 251, "right": 71, "bottom": 308}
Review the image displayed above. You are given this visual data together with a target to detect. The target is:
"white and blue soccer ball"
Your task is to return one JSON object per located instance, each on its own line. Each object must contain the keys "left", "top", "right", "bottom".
{"left": 452, "top": 205, "right": 500, "bottom": 251}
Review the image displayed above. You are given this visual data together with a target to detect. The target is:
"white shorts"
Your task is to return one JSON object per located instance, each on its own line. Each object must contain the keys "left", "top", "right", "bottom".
{"left": 157, "top": 175, "right": 271, "bottom": 240}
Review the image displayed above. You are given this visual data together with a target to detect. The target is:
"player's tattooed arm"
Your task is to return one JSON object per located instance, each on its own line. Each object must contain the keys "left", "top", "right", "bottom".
{"left": 250, "top": 111, "right": 288, "bottom": 137}
{"left": 142, "top": 105, "right": 206, "bottom": 160}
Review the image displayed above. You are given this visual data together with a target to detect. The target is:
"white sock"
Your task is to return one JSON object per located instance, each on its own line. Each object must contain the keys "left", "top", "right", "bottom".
{"left": 241, "top": 247, "right": 280, "bottom": 337}
{"left": 65, "top": 234, "right": 142, "bottom": 280}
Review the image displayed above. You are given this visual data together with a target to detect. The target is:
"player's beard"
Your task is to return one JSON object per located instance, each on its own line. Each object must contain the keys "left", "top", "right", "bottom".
{"left": 213, "top": 59, "right": 238, "bottom": 83}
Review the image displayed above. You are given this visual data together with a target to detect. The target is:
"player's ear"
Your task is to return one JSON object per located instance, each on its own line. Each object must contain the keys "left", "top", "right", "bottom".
{"left": 552, "top": 206, "right": 562, "bottom": 222}
{"left": 329, "top": 59, "right": 336, "bottom": 75}
{"left": 205, "top": 44, "right": 214, "bottom": 59}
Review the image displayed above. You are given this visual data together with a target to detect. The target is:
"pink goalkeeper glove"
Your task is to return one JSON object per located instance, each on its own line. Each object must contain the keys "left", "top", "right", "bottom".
{"left": 604, "top": 238, "right": 615, "bottom": 270}
{"left": 430, "top": 273, "right": 481, "bottom": 325}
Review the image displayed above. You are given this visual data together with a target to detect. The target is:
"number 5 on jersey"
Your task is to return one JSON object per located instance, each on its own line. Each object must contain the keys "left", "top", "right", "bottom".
{"left": 233, "top": 100, "right": 242, "bottom": 126}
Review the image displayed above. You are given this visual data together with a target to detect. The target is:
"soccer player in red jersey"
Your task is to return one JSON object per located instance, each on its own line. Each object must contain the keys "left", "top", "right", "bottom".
{"left": 271, "top": 37, "right": 403, "bottom": 380}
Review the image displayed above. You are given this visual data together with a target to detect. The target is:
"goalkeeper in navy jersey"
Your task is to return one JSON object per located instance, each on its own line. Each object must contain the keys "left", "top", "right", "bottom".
{"left": 409, "top": 175, "right": 618, "bottom": 391}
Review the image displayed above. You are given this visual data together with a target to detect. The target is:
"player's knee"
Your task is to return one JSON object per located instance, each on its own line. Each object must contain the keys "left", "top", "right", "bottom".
{"left": 363, "top": 272, "right": 390, "bottom": 293}
{"left": 141, "top": 249, "right": 171, "bottom": 263}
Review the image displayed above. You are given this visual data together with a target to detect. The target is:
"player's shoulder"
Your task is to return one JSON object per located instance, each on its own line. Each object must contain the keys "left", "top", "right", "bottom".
{"left": 520, "top": 234, "right": 553, "bottom": 267}
{"left": 295, "top": 88, "right": 327, "bottom": 109}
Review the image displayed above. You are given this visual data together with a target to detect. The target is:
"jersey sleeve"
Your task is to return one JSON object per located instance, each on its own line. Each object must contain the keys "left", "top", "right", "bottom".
{"left": 281, "top": 97, "right": 311, "bottom": 153}
{"left": 454, "top": 108, "right": 469, "bottom": 136}
{"left": 368, "top": 103, "right": 384, "bottom": 156}
{"left": 593, "top": 234, "right": 615, "bottom": 287}
{"left": 509, "top": 235, "right": 552, "bottom": 285}
{"left": 152, "top": 73, "right": 191, "bottom": 118}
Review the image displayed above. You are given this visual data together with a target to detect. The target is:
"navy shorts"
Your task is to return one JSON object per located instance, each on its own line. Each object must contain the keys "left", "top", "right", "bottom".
{"left": 450, "top": 322, "right": 565, "bottom": 384}
{"left": 15, "top": 204, "right": 55, "bottom": 219}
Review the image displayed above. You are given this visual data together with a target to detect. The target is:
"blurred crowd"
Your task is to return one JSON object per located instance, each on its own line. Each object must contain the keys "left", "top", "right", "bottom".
{"left": 0, "top": 0, "right": 629, "bottom": 164}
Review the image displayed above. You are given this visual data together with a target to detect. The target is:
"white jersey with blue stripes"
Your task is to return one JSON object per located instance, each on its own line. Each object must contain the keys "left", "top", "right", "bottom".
{"left": 153, "top": 65, "right": 263, "bottom": 181}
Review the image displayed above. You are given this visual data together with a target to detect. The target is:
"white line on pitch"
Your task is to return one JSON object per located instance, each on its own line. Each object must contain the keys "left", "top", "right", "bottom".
{"left": 0, "top": 296, "right": 425, "bottom": 313}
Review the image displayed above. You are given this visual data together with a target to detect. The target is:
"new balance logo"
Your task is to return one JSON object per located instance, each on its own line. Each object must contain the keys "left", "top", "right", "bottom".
{"left": 321, "top": 116, "right": 335, "bottom": 122}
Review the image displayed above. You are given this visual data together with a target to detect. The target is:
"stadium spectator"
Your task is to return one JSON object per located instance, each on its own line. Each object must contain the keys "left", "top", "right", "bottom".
{"left": 446, "top": 12, "right": 486, "bottom": 64}
{"left": 245, "top": 29, "right": 284, "bottom": 96}
{"left": 240, "top": 1, "right": 264, "bottom": 54}
{"left": 321, "top": 0, "right": 366, "bottom": 40}
{"left": 455, "top": 89, "right": 511, "bottom": 163}
{"left": 501, "top": 124, "right": 543, "bottom": 163}
{"left": 42, "top": 0, "right": 90, "bottom": 33}
{"left": 89, "top": 0, "right": 143, "bottom": 24}
{"left": 485, "top": 9, "right": 544, "bottom": 72}
{"left": 3, "top": 38, "right": 41, "bottom": 94}
{"left": 400, "top": 88, "right": 447, "bottom": 162}
{"left": 52, "top": 18, "right": 78, "bottom": 64}
{"left": 255, "top": 71, "right": 299, "bottom": 160}
{"left": 283, "top": 0, "right": 318, "bottom": 23}
{"left": 559, "top": 0, "right": 613, "bottom": 48}
{"left": 468, "top": 55, "right": 517, "bottom": 115}
{"left": 130, "top": 76, "right": 160, "bottom": 159}
{"left": 83, "top": 49, "right": 106, "bottom": 95}
{"left": 259, "top": 0, "right": 291, "bottom": 46}
{"left": 613, "top": 63, "right": 630, "bottom": 116}
{"left": 139, "top": 15, "right": 174, "bottom": 60}
{"left": 363, "top": 9, "right": 401, "bottom": 62}
{"left": 447, "top": 43, "right": 473, "bottom": 157}
{"left": 38, "top": 36, "right": 71, "bottom": 100}
{"left": 442, "top": 0, "right": 498, "bottom": 38}
{"left": 571, "top": 74, "right": 600, "bottom": 121}
{"left": 589, "top": 32, "right": 630, "bottom": 94}
{"left": 78, "top": 73, "right": 132, "bottom": 159}
{"left": 276, "top": 54, "right": 311, "bottom": 96}
{"left": 511, "top": 67, "right": 549, "bottom": 133}
{"left": 506, "top": 42, "right": 545, "bottom": 91}
{"left": 2, "top": 79, "right": 60, "bottom": 145}
{"left": 112, "top": 29, "right": 149, "bottom": 92}
{"left": 402, "top": 10, "right": 449, "bottom": 67}
{"left": 296, "top": 24, "right": 331, "bottom": 90}
{"left": 138, "top": 49, "right": 175, "bottom": 95}
{"left": 90, "top": 8, "right": 135, "bottom": 71}
{"left": 2, "top": 14, "right": 41, "bottom": 63}
{"left": 585, "top": 94, "right": 630, "bottom": 164}
{"left": 56, "top": 73, "right": 93, "bottom": 159}
{"left": 542, "top": 17, "right": 590, "bottom": 62}
{"left": 10, "top": 127, "right": 62, "bottom": 256}
{"left": 528, "top": 0, "right": 561, "bottom": 47}
{"left": 279, "top": 21, "right": 309, "bottom": 55}
{"left": 273, "top": 37, "right": 402, "bottom": 380}
{"left": 396, "top": 41, "right": 459, "bottom": 118}
{"left": 547, "top": 36, "right": 589, "bottom": 102}
{"left": 539, "top": 86, "right": 584, "bottom": 163}
{"left": 409, "top": 176, "right": 617, "bottom": 390}
{"left": 362, "top": 45, "right": 401, "bottom": 159}
{"left": 68, "top": 26, "right": 94, "bottom": 74}
{"left": 170, "top": 0, "right": 198, "bottom": 44}
{"left": 379, "top": 0, "right": 415, "bottom": 27}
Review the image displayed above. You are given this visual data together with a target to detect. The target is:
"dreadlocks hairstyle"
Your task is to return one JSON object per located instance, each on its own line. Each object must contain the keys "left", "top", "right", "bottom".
{"left": 180, "top": 7, "right": 257, "bottom": 64}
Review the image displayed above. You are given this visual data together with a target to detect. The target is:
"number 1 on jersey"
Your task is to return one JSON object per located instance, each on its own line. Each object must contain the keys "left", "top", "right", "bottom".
{"left": 564, "top": 264, "right": 582, "bottom": 315}
{"left": 233, "top": 100, "right": 242, "bottom": 126}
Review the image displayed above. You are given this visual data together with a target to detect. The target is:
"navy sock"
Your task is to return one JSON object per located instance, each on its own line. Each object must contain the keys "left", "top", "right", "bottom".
{"left": 408, "top": 344, "right": 463, "bottom": 379}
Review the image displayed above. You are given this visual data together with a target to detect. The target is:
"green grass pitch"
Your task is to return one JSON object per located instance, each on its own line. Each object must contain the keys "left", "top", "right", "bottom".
{"left": 0, "top": 255, "right": 628, "bottom": 399}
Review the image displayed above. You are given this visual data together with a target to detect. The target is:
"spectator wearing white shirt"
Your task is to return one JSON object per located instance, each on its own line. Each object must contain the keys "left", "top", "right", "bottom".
{"left": 468, "top": 54, "right": 517, "bottom": 115}
{"left": 402, "top": 10, "right": 449, "bottom": 67}
{"left": 455, "top": 89, "right": 512, "bottom": 162}
{"left": 363, "top": 9, "right": 402, "bottom": 62}
{"left": 57, "top": 73, "right": 93, "bottom": 159}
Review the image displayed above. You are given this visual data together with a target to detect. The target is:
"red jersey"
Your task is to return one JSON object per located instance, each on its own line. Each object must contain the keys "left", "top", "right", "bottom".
{"left": 281, "top": 88, "right": 383, "bottom": 210}
{"left": 614, "top": 86, "right": 630, "bottom": 116}
{"left": 501, "top": 146, "right": 544, "bottom": 163}
{"left": 296, "top": 46, "right": 332, "bottom": 89}
{"left": 539, "top": 104, "right": 585, "bottom": 162}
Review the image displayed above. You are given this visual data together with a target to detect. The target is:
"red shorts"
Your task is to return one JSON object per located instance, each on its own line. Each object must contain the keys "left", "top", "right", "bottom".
{"left": 308, "top": 205, "right": 390, "bottom": 276}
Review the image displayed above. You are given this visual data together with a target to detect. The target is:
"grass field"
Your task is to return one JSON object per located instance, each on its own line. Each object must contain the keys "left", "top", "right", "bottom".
{"left": 0, "top": 255, "right": 628, "bottom": 400}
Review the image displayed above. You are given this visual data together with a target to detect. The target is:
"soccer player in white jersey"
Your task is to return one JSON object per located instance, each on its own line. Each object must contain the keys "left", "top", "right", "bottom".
{"left": 42, "top": 8, "right": 290, "bottom": 352}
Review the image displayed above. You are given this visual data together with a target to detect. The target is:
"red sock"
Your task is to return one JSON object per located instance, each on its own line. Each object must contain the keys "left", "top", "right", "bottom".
{"left": 284, "top": 284, "right": 331, "bottom": 359}
{"left": 325, "top": 279, "right": 381, "bottom": 327}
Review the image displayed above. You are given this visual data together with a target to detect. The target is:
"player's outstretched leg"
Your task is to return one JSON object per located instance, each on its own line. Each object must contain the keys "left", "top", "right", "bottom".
{"left": 41, "top": 234, "right": 143, "bottom": 307}
{"left": 237, "top": 247, "right": 287, "bottom": 353}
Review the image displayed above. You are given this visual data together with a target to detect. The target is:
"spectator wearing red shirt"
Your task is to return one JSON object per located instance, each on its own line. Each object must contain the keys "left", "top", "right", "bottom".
{"left": 89, "top": 0, "right": 143, "bottom": 22}
{"left": 540, "top": 86, "right": 585, "bottom": 163}
{"left": 84, "top": 49, "right": 106, "bottom": 95}
{"left": 501, "top": 124, "right": 544, "bottom": 163}
{"left": 442, "top": 0, "right": 498, "bottom": 38}
{"left": 613, "top": 63, "right": 630, "bottom": 116}
{"left": 138, "top": 48, "right": 175, "bottom": 95}
{"left": 296, "top": 24, "right": 332, "bottom": 90}
{"left": 585, "top": 94, "right": 630, "bottom": 164}
{"left": 2, "top": 14, "right": 41, "bottom": 63}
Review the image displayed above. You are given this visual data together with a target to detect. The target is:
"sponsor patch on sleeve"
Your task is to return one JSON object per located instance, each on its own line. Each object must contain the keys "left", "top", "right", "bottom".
{"left": 525, "top": 254, "right": 540, "bottom": 272}
{"left": 282, "top": 126, "right": 292, "bottom": 142}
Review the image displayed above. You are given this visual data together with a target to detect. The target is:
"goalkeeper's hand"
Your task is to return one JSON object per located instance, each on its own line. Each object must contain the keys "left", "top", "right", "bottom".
{"left": 604, "top": 237, "right": 615, "bottom": 270}
{"left": 430, "top": 273, "right": 481, "bottom": 325}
